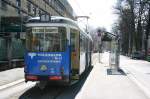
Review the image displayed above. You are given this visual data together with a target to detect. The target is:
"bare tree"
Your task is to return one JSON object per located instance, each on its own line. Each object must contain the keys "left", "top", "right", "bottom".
{"left": 114, "top": 0, "right": 150, "bottom": 57}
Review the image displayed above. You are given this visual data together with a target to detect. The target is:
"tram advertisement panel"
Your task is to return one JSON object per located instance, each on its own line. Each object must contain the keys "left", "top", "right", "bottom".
{"left": 24, "top": 51, "right": 70, "bottom": 76}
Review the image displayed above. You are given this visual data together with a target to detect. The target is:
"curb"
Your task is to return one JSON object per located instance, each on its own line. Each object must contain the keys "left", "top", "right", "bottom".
{"left": 122, "top": 67, "right": 150, "bottom": 99}
{"left": 0, "top": 79, "right": 25, "bottom": 90}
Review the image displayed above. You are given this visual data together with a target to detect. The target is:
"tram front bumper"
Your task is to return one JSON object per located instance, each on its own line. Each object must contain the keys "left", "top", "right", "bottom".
{"left": 25, "top": 75, "right": 70, "bottom": 83}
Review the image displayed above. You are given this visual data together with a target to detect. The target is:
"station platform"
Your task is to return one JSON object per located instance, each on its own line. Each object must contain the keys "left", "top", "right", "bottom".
{"left": 75, "top": 53, "right": 149, "bottom": 99}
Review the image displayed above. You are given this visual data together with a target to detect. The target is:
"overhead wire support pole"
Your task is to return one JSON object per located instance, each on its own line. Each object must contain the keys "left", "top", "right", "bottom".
{"left": 75, "top": 16, "right": 89, "bottom": 33}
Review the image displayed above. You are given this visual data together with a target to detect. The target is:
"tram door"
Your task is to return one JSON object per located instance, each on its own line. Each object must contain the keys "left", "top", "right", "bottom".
{"left": 70, "top": 29, "right": 80, "bottom": 80}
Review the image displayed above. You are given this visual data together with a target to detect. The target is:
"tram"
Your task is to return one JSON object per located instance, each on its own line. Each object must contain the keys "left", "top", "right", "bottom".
{"left": 24, "top": 15, "right": 93, "bottom": 86}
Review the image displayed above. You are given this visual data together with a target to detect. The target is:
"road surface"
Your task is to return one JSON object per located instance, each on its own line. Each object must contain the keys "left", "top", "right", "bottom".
{"left": 0, "top": 53, "right": 149, "bottom": 99}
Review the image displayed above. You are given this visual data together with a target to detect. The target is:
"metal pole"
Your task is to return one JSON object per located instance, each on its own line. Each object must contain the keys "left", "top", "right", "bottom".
{"left": 86, "top": 17, "right": 89, "bottom": 33}
{"left": 7, "top": 35, "right": 12, "bottom": 69}
{"left": 115, "top": 37, "right": 120, "bottom": 71}
{"left": 115, "top": 40, "right": 119, "bottom": 70}
{"left": 0, "top": 16, "right": 1, "bottom": 33}
{"left": 99, "top": 42, "right": 103, "bottom": 63}
{"left": 109, "top": 42, "right": 111, "bottom": 68}
{"left": 99, "top": 44, "right": 101, "bottom": 63}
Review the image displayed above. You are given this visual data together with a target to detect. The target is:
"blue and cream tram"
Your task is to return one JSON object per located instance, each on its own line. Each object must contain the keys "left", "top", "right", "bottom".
{"left": 24, "top": 16, "right": 93, "bottom": 85}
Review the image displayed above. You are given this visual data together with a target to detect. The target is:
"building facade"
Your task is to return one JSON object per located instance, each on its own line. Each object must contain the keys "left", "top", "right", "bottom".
{"left": 0, "top": 0, "right": 74, "bottom": 70}
{"left": 0, "top": 0, "right": 74, "bottom": 18}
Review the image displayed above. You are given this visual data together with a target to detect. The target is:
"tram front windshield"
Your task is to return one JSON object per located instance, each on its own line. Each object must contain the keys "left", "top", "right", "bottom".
{"left": 26, "top": 27, "right": 67, "bottom": 52}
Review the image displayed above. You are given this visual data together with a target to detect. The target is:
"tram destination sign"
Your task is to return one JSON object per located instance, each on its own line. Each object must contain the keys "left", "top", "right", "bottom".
{"left": 32, "top": 27, "right": 58, "bottom": 34}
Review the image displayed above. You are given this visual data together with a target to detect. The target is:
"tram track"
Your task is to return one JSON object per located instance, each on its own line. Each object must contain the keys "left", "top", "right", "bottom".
{"left": 52, "top": 87, "right": 67, "bottom": 99}
{"left": 0, "top": 81, "right": 35, "bottom": 99}
{"left": 0, "top": 79, "right": 24, "bottom": 90}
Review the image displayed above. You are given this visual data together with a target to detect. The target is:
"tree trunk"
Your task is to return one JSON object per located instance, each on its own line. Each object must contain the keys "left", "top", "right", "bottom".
{"left": 145, "top": 7, "right": 150, "bottom": 57}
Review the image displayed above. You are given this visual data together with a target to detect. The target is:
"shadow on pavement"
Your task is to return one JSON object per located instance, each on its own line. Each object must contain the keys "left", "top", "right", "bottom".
{"left": 19, "top": 66, "right": 93, "bottom": 99}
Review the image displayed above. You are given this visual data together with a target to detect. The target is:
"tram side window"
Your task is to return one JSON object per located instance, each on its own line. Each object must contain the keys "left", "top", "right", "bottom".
{"left": 26, "top": 28, "right": 32, "bottom": 51}
{"left": 71, "top": 33, "right": 75, "bottom": 52}
{"left": 59, "top": 27, "right": 67, "bottom": 51}
{"left": 70, "top": 29, "right": 79, "bottom": 52}
{"left": 80, "top": 35, "right": 85, "bottom": 53}
{"left": 0, "top": 37, "right": 7, "bottom": 61}
{"left": 84, "top": 38, "right": 88, "bottom": 51}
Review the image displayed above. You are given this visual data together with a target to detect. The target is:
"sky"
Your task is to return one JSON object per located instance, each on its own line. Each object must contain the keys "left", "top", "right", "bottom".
{"left": 68, "top": 0, "right": 118, "bottom": 32}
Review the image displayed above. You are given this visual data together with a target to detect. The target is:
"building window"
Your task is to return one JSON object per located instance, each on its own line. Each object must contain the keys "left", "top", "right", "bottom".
{"left": 16, "top": 0, "right": 21, "bottom": 7}
{"left": 27, "top": 2, "right": 31, "bottom": 13}
{"left": 39, "top": 10, "right": 41, "bottom": 16}
{"left": 36, "top": 8, "right": 39, "bottom": 16}
{"left": 0, "top": 1, "right": 1, "bottom": 8}
{"left": 49, "top": 0, "right": 52, "bottom": 3}
{"left": 16, "top": 0, "right": 21, "bottom": 14}
{"left": 33, "top": 6, "right": 36, "bottom": 16}
{"left": 1, "top": 1, "right": 7, "bottom": 10}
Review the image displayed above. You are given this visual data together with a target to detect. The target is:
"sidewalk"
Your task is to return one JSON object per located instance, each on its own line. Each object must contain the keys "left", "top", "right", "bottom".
{"left": 76, "top": 53, "right": 149, "bottom": 99}
{"left": 0, "top": 68, "right": 24, "bottom": 86}
{"left": 120, "top": 55, "right": 150, "bottom": 99}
